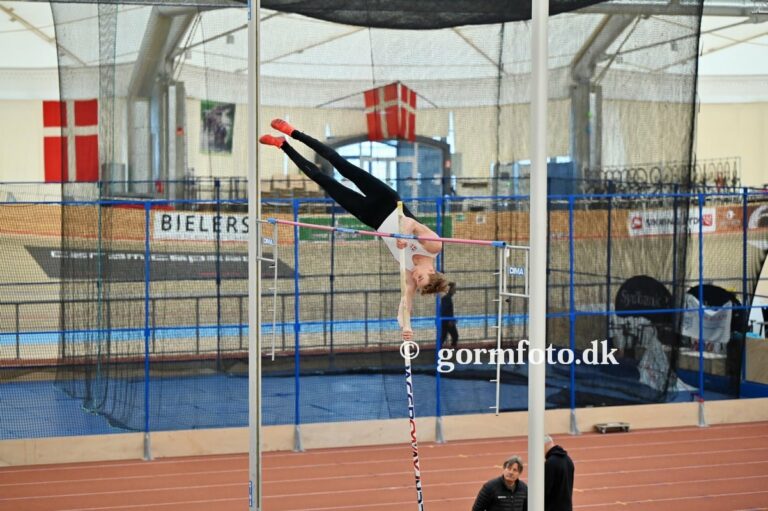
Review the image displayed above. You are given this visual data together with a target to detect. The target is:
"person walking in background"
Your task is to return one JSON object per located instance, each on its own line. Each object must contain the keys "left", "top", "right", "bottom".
{"left": 472, "top": 455, "right": 528, "bottom": 511}
{"left": 544, "top": 435, "right": 575, "bottom": 511}
{"left": 440, "top": 281, "right": 459, "bottom": 347}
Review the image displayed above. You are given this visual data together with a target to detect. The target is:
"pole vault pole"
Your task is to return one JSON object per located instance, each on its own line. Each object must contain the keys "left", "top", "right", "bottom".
{"left": 398, "top": 201, "right": 425, "bottom": 511}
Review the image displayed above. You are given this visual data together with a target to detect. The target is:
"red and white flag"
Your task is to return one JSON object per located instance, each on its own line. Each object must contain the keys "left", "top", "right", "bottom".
{"left": 42, "top": 99, "right": 99, "bottom": 183}
{"left": 363, "top": 82, "right": 416, "bottom": 142}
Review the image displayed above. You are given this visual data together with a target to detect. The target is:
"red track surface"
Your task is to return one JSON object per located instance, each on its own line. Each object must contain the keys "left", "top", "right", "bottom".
{"left": 2, "top": 422, "right": 767, "bottom": 511}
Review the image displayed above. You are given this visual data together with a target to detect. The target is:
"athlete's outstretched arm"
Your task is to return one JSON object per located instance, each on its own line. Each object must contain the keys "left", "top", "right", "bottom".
{"left": 398, "top": 274, "right": 416, "bottom": 341}
{"left": 396, "top": 217, "right": 442, "bottom": 254}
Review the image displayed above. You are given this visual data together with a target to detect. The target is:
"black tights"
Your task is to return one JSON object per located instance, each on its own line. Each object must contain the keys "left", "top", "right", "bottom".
{"left": 281, "top": 131, "right": 414, "bottom": 229}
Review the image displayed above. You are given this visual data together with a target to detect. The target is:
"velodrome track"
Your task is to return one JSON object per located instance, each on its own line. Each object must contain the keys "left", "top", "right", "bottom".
{"left": 1, "top": 422, "right": 767, "bottom": 511}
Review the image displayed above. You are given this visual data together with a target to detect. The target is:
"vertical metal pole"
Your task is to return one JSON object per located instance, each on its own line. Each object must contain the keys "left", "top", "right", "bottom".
{"left": 247, "top": 0, "right": 263, "bottom": 507}
{"left": 484, "top": 288, "right": 489, "bottom": 338}
{"left": 435, "top": 197, "right": 445, "bottom": 443}
{"left": 568, "top": 197, "right": 579, "bottom": 435}
{"left": 672, "top": 184, "right": 679, "bottom": 320}
{"left": 329, "top": 206, "right": 336, "bottom": 359}
{"left": 195, "top": 298, "right": 200, "bottom": 355}
{"left": 151, "top": 299, "right": 156, "bottom": 353}
{"left": 272, "top": 222, "right": 279, "bottom": 360}
{"left": 292, "top": 200, "right": 303, "bottom": 451}
{"left": 529, "top": 1, "right": 549, "bottom": 509}
{"left": 741, "top": 188, "right": 748, "bottom": 306}
{"left": 741, "top": 188, "right": 748, "bottom": 386}
{"left": 15, "top": 303, "right": 20, "bottom": 359}
{"left": 605, "top": 190, "right": 612, "bottom": 342}
{"left": 215, "top": 178, "right": 222, "bottom": 371}
{"left": 281, "top": 295, "right": 286, "bottom": 350}
{"left": 143, "top": 201, "right": 152, "bottom": 460}
{"left": 697, "top": 193, "right": 707, "bottom": 427}
{"left": 239, "top": 295, "right": 244, "bottom": 350}
{"left": 322, "top": 294, "right": 328, "bottom": 346}
{"left": 364, "top": 292, "right": 369, "bottom": 346}
{"left": 494, "top": 247, "right": 505, "bottom": 415}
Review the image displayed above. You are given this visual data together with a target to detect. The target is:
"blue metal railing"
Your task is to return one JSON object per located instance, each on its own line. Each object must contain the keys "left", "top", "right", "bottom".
{"left": 0, "top": 190, "right": 767, "bottom": 439}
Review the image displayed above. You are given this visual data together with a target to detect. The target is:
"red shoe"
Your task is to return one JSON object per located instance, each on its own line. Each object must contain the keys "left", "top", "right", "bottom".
{"left": 259, "top": 134, "right": 285, "bottom": 148}
{"left": 271, "top": 118, "right": 295, "bottom": 136}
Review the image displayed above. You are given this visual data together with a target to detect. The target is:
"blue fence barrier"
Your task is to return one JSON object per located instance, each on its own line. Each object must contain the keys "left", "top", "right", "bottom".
{"left": 0, "top": 190, "right": 767, "bottom": 439}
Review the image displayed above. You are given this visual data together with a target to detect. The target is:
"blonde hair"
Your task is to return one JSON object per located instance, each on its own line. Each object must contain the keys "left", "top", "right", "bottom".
{"left": 420, "top": 272, "right": 450, "bottom": 295}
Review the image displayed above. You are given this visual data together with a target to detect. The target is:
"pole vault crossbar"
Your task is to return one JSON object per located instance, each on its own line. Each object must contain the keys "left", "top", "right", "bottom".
{"left": 263, "top": 217, "right": 509, "bottom": 248}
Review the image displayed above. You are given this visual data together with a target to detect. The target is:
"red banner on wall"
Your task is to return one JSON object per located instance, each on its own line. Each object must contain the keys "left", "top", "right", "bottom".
{"left": 43, "top": 99, "right": 99, "bottom": 183}
{"left": 363, "top": 82, "right": 416, "bottom": 142}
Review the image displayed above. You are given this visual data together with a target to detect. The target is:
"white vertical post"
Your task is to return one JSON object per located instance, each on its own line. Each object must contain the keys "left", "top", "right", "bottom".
{"left": 529, "top": 0, "right": 549, "bottom": 510}
{"left": 271, "top": 222, "right": 279, "bottom": 360}
{"left": 493, "top": 248, "right": 505, "bottom": 415}
{"left": 247, "top": 0, "right": 262, "bottom": 509}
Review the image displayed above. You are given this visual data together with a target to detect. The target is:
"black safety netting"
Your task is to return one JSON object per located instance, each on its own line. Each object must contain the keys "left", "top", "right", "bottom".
{"left": 52, "top": 3, "right": 255, "bottom": 431}
{"left": 24, "top": 0, "right": 768, "bottom": 439}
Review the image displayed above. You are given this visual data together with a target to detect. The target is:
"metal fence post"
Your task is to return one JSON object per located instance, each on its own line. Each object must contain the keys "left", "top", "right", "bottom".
{"left": 697, "top": 192, "right": 707, "bottom": 427}
{"left": 435, "top": 196, "right": 445, "bottom": 443}
{"left": 568, "top": 196, "right": 579, "bottom": 435}
{"left": 292, "top": 199, "right": 303, "bottom": 451}
{"left": 143, "top": 200, "right": 153, "bottom": 459}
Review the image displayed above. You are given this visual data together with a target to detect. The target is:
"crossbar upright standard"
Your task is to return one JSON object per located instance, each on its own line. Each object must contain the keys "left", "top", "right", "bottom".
{"left": 491, "top": 244, "right": 531, "bottom": 414}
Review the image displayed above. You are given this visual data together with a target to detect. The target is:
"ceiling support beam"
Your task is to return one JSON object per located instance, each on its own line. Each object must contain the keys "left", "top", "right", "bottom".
{"left": 570, "top": 15, "right": 636, "bottom": 181}
{"left": 581, "top": 0, "right": 768, "bottom": 18}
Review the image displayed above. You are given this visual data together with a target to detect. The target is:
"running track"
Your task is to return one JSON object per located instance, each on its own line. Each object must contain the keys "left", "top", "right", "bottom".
{"left": 1, "top": 422, "right": 767, "bottom": 511}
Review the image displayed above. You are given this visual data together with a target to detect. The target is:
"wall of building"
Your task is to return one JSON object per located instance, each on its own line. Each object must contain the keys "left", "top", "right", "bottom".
{"left": 695, "top": 102, "right": 768, "bottom": 188}
{"left": 0, "top": 96, "right": 764, "bottom": 187}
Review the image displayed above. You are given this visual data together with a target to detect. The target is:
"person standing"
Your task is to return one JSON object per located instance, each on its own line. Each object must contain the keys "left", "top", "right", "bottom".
{"left": 440, "top": 282, "right": 459, "bottom": 347}
{"left": 544, "top": 435, "right": 575, "bottom": 511}
{"left": 472, "top": 455, "right": 528, "bottom": 511}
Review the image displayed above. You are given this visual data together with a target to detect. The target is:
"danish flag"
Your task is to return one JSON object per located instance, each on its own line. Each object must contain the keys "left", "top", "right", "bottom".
{"left": 363, "top": 82, "right": 416, "bottom": 142}
{"left": 42, "top": 99, "right": 99, "bottom": 183}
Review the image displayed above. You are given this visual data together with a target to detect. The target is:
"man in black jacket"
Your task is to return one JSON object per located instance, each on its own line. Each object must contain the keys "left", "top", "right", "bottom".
{"left": 544, "top": 435, "right": 575, "bottom": 511}
{"left": 440, "top": 282, "right": 459, "bottom": 347}
{"left": 472, "top": 455, "right": 528, "bottom": 511}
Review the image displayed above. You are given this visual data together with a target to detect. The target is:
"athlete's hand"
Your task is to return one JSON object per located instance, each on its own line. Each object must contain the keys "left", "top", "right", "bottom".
{"left": 402, "top": 328, "right": 414, "bottom": 341}
{"left": 396, "top": 239, "right": 407, "bottom": 249}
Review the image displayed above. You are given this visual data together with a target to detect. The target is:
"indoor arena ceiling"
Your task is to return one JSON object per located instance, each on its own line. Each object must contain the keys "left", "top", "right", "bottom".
{"left": 0, "top": 0, "right": 766, "bottom": 99}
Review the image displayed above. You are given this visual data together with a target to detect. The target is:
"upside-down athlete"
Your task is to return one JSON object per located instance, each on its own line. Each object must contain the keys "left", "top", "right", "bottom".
{"left": 260, "top": 119, "right": 451, "bottom": 340}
